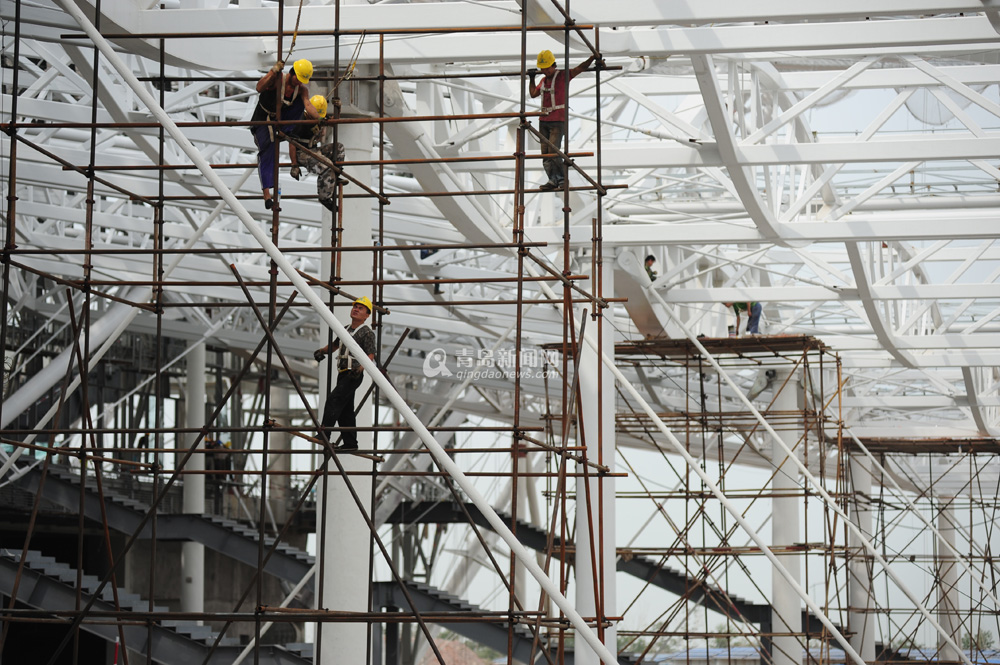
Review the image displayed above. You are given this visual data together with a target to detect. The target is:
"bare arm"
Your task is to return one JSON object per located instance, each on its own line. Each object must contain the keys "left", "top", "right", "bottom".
{"left": 568, "top": 54, "right": 597, "bottom": 80}
{"left": 256, "top": 61, "right": 283, "bottom": 93}
{"left": 300, "top": 86, "right": 320, "bottom": 119}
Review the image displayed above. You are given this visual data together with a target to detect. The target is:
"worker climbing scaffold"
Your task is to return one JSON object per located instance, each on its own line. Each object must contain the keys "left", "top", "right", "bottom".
{"left": 251, "top": 58, "right": 322, "bottom": 210}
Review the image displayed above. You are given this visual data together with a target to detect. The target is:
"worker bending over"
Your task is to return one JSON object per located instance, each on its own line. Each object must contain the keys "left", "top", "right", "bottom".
{"left": 723, "top": 301, "right": 764, "bottom": 336}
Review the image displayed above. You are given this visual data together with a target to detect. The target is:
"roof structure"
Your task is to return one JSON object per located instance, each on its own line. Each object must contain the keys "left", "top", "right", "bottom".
{"left": 2, "top": 1, "right": 1000, "bottom": 664}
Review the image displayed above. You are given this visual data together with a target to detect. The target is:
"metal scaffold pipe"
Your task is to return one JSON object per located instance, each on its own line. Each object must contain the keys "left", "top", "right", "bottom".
{"left": 56, "top": 2, "right": 621, "bottom": 663}
{"left": 645, "top": 286, "right": 974, "bottom": 665}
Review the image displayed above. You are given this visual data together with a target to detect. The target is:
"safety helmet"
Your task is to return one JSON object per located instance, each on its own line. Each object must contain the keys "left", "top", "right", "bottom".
{"left": 537, "top": 50, "right": 556, "bottom": 69}
{"left": 354, "top": 296, "right": 373, "bottom": 313}
{"left": 293, "top": 59, "right": 313, "bottom": 84}
{"left": 310, "top": 95, "right": 328, "bottom": 117}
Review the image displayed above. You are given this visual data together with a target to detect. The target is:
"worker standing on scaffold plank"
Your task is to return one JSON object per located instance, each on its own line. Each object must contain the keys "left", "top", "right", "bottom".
{"left": 724, "top": 301, "right": 765, "bottom": 336}
{"left": 313, "top": 297, "right": 377, "bottom": 451}
{"left": 251, "top": 58, "right": 321, "bottom": 210}
{"left": 529, "top": 49, "right": 599, "bottom": 191}
{"left": 287, "top": 95, "right": 346, "bottom": 213}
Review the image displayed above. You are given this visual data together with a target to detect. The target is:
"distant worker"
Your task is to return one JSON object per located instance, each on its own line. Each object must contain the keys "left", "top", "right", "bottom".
{"left": 313, "top": 297, "right": 377, "bottom": 450}
{"left": 723, "top": 301, "right": 764, "bottom": 336}
{"left": 251, "top": 58, "right": 321, "bottom": 210}
{"left": 645, "top": 255, "right": 657, "bottom": 281}
{"left": 529, "top": 49, "right": 599, "bottom": 191}
{"left": 288, "top": 95, "right": 345, "bottom": 213}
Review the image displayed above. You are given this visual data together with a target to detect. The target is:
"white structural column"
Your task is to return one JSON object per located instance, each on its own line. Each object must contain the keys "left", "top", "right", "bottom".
{"left": 937, "top": 499, "right": 961, "bottom": 662}
{"left": 514, "top": 452, "right": 530, "bottom": 614}
{"left": 181, "top": 341, "right": 206, "bottom": 617}
{"left": 315, "top": 113, "right": 375, "bottom": 665}
{"left": 269, "top": 386, "right": 291, "bottom": 525}
{"left": 847, "top": 455, "right": 876, "bottom": 661}
{"left": 575, "top": 261, "right": 617, "bottom": 665}
{"left": 770, "top": 369, "right": 802, "bottom": 665}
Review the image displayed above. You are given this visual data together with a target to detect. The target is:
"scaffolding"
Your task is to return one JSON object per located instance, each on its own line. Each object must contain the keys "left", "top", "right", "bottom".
{"left": 2, "top": 3, "right": 1000, "bottom": 665}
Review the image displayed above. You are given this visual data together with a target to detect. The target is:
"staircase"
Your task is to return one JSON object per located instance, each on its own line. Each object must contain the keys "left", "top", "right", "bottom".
{"left": 386, "top": 500, "right": 770, "bottom": 625}
{"left": 0, "top": 547, "right": 309, "bottom": 665}
{"left": 18, "top": 463, "right": 315, "bottom": 583}
{"left": 374, "top": 579, "right": 582, "bottom": 665}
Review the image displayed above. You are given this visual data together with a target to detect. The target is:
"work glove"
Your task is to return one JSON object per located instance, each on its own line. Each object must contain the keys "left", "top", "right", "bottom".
{"left": 314, "top": 348, "right": 326, "bottom": 361}
{"left": 272, "top": 60, "right": 284, "bottom": 73}
{"left": 290, "top": 165, "right": 301, "bottom": 180}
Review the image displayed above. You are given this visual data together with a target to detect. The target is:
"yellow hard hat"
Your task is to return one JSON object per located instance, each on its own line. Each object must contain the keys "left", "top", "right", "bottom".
{"left": 310, "top": 95, "right": 328, "bottom": 117}
{"left": 537, "top": 50, "right": 556, "bottom": 69}
{"left": 354, "top": 296, "right": 373, "bottom": 313}
{"left": 293, "top": 59, "right": 313, "bottom": 84}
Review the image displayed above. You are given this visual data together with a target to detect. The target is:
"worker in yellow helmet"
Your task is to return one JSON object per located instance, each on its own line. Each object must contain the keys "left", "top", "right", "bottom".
{"left": 529, "top": 49, "right": 601, "bottom": 191}
{"left": 251, "top": 58, "right": 321, "bottom": 210}
{"left": 289, "top": 94, "right": 329, "bottom": 175}
{"left": 313, "top": 297, "right": 376, "bottom": 450}
{"left": 287, "top": 94, "right": 346, "bottom": 212}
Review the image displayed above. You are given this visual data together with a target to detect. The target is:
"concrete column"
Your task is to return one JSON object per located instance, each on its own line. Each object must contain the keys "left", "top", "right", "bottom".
{"left": 937, "top": 499, "right": 961, "bottom": 662}
{"left": 181, "top": 341, "right": 205, "bottom": 617}
{"left": 315, "top": 111, "right": 374, "bottom": 665}
{"left": 847, "top": 455, "right": 876, "bottom": 661}
{"left": 575, "top": 259, "right": 616, "bottom": 665}
{"left": 269, "top": 386, "right": 291, "bottom": 525}
{"left": 513, "top": 452, "right": 537, "bottom": 612}
{"left": 770, "top": 369, "right": 802, "bottom": 665}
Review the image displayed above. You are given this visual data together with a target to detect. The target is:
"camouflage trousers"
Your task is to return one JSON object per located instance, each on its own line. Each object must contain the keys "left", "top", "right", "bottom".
{"left": 299, "top": 142, "right": 345, "bottom": 212}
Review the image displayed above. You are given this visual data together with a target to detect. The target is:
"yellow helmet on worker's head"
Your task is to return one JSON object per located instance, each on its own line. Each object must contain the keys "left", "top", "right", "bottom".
{"left": 293, "top": 59, "right": 313, "bottom": 84}
{"left": 354, "top": 296, "right": 373, "bottom": 313}
{"left": 310, "top": 95, "right": 328, "bottom": 117}
{"left": 537, "top": 50, "right": 556, "bottom": 69}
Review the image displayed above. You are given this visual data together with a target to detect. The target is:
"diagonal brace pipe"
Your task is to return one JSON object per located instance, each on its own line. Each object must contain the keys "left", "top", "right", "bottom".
{"left": 56, "top": 3, "right": 621, "bottom": 663}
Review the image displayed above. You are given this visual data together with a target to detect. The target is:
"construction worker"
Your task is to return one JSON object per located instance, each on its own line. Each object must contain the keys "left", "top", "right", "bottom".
{"left": 251, "top": 58, "right": 322, "bottom": 210}
{"left": 723, "top": 301, "right": 764, "bottom": 336}
{"left": 288, "top": 95, "right": 345, "bottom": 212}
{"left": 645, "top": 255, "right": 657, "bottom": 281}
{"left": 288, "top": 94, "right": 328, "bottom": 168}
{"left": 529, "top": 49, "right": 599, "bottom": 190}
{"left": 313, "top": 297, "right": 377, "bottom": 450}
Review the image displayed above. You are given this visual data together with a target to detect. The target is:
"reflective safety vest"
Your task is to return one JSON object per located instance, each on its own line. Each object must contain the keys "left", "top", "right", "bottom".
{"left": 539, "top": 71, "right": 567, "bottom": 122}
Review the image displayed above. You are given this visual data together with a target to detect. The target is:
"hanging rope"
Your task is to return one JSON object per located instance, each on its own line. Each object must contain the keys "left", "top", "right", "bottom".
{"left": 283, "top": 0, "right": 306, "bottom": 62}
{"left": 329, "top": 30, "right": 366, "bottom": 97}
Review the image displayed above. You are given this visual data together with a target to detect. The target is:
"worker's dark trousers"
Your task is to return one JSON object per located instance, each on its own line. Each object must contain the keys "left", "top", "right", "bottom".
{"left": 320, "top": 369, "right": 364, "bottom": 447}
{"left": 539, "top": 120, "right": 565, "bottom": 185}
{"left": 746, "top": 303, "right": 763, "bottom": 334}
{"left": 253, "top": 126, "right": 277, "bottom": 191}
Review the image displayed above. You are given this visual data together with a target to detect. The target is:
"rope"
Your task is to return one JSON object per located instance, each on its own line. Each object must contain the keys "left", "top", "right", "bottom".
{"left": 283, "top": 0, "right": 306, "bottom": 62}
{"left": 329, "top": 30, "right": 366, "bottom": 97}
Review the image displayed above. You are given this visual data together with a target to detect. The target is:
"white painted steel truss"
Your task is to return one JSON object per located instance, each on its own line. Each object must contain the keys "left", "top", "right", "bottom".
{"left": 3, "top": 0, "right": 1000, "bottom": 658}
